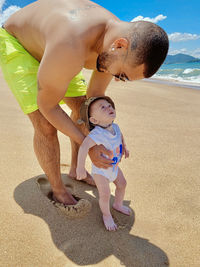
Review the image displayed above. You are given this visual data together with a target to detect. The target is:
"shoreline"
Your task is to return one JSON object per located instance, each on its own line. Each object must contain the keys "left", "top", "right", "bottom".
{"left": 82, "top": 68, "right": 200, "bottom": 90}
{"left": 143, "top": 77, "right": 200, "bottom": 90}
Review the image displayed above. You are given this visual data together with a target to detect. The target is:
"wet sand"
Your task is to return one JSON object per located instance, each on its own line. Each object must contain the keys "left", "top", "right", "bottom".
{"left": 0, "top": 69, "right": 199, "bottom": 266}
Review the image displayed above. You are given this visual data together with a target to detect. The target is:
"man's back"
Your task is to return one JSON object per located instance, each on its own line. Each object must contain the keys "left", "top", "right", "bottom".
{"left": 4, "top": 0, "right": 116, "bottom": 62}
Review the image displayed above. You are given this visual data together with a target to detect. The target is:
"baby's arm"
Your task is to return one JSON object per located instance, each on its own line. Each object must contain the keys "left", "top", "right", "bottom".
{"left": 76, "top": 136, "right": 96, "bottom": 180}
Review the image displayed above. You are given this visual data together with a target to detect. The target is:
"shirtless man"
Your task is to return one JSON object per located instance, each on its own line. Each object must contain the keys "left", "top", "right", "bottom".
{"left": 0, "top": 0, "right": 168, "bottom": 205}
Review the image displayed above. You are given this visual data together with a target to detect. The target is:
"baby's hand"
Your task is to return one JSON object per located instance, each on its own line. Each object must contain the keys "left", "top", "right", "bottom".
{"left": 76, "top": 167, "right": 87, "bottom": 180}
{"left": 124, "top": 147, "right": 129, "bottom": 158}
{"left": 121, "top": 142, "right": 129, "bottom": 160}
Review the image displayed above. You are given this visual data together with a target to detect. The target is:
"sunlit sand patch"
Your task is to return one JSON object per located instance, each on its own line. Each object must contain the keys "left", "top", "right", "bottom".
{"left": 36, "top": 176, "right": 92, "bottom": 218}
{"left": 60, "top": 163, "right": 71, "bottom": 172}
{"left": 61, "top": 105, "right": 71, "bottom": 115}
{"left": 110, "top": 183, "right": 116, "bottom": 194}
{"left": 84, "top": 190, "right": 96, "bottom": 197}
{"left": 60, "top": 163, "right": 70, "bottom": 167}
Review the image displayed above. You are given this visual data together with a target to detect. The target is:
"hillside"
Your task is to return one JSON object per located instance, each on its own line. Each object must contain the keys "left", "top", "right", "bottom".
{"left": 164, "top": 53, "right": 200, "bottom": 64}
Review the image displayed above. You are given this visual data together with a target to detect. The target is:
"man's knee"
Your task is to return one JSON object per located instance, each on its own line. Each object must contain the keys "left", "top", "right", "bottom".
{"left": 64, "top": 96, "right": 89, "bottom": 134}
{"left": 71, "top": 110, "right": 89, "bottom": 136}
{"left": 38, "top": 121, "right": 57, "bottom": 138}
{"left": 28, "top": 110, "right": 57, "bottom": 138}
{"left": 64, "top": 96, "right": 86, "bottom": 112}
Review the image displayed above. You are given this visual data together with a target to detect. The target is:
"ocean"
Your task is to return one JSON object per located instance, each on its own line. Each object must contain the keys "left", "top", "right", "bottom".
{"left": 150, "top": 62, "right": 200, "bottom": 89}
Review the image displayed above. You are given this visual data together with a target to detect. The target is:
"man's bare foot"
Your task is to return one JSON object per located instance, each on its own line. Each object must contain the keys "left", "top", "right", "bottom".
{"left": 103, "top": 215, "right": 118, "bottom": 231}
{"left": 81, "top": 173, "right": 96, "bottom": 186}
{"left": 53, "top": 190, "right": 78, "bottom": 205}
{"left": 68, "top": 170, "right": 96, "bottom": 186}
{"left": 112, "top": 204, "right": 131, "bottom": 215}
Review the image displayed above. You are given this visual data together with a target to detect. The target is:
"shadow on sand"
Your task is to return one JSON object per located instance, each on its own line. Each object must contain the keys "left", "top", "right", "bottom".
{"left": 14, "top": 174, "right": 169, "bottom": 266}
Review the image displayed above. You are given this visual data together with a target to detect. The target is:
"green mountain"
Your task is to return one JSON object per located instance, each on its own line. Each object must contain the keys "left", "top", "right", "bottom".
{"left": 164, "top": 53, "right": 200, "bottom": 64}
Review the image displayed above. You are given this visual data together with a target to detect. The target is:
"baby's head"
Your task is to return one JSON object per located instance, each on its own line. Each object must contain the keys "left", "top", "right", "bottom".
{"left": 79, "top": 96, "right": 116, "bottom": 131}
{"left": 89, "top": 98, "right": 116, "bottom": 127}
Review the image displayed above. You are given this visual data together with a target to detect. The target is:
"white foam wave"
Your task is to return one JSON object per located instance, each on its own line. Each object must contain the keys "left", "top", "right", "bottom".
{"left": 183, "top": 68, "right": 200, "bottom": 74}
{"left": 183, "top": 68, "right": 194, "bottom": 74}
{"left": 153, "top": 73, "right": 200, "bottom": 85}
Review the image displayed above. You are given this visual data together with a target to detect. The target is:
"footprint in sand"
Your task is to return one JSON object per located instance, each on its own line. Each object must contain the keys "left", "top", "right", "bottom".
{"left": 36, "top": 176, "right": 92, "bottom": 219}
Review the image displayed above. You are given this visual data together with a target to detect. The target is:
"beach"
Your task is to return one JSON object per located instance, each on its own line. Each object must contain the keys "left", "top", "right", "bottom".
{"left": 0, "top": 68, "right": 200, "bottom": 267}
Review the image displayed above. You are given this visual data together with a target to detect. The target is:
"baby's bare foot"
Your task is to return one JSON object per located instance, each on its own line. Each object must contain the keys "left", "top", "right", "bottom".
{"left": 112, "top": 204, "right": 131, "bottom": 215}
{"left": 103, "top": 215, "right": 118, "bottom": 231}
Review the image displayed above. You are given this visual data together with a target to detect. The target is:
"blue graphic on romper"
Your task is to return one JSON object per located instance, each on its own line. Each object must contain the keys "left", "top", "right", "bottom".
{"left": 111, "top": 144, "right": 123, "bottom": 171}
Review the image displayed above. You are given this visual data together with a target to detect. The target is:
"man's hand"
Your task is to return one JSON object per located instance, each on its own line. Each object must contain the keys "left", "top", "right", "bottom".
{"left": 89, "top": 145, "right": 113, "bottom": 168}
{"left": 76, "top": 167, "right": 87, "bottom": 180}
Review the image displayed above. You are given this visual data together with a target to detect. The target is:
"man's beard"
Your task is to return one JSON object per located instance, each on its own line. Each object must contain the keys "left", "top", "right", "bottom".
{"left": 96, "top": 52, "right": 116, "bottom": 72}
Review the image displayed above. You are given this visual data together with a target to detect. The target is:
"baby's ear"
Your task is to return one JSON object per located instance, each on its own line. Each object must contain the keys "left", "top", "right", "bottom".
{"left": 89, "top": 116, "right": 98, "bottom": 125}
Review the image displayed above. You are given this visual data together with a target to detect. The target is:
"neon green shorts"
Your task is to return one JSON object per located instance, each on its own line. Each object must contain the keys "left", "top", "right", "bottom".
{"left": 0, "top": 28, "right": 87, "bottom": 114}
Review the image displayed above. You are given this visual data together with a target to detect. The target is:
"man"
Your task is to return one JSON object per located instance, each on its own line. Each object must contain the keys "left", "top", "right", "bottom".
{"left": 0, "top": 0, "right": 169, "bottom": 205}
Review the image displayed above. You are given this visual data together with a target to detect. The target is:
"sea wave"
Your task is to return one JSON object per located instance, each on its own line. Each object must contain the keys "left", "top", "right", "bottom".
{"left": 153, "top": 73, "right": 200, "bottom": 84}
{"left": 182, "top": 68, "right": 200, "bottom": 74}
{"left": 154, "top": 63, "right": 200, "bottom": 85}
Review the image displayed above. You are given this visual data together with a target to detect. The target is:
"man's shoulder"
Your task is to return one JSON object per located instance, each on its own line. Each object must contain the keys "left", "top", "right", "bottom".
{"left": 45, "top": 25, "right": 77, "bottom": 48}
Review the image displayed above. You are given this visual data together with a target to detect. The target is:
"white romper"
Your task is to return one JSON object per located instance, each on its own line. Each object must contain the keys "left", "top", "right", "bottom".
{"left": 88, "top": 123, "right": 123, "bottom": 182}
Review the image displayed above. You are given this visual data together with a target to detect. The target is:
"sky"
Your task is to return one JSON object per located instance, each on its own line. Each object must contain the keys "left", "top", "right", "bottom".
{"left": 0, "top": 0, "right": 200, "bottom": 58}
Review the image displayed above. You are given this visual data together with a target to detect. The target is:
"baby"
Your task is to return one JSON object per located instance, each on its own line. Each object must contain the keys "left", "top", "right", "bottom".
{"left": 76, "top": 96, "right": 130, "bottom": 231}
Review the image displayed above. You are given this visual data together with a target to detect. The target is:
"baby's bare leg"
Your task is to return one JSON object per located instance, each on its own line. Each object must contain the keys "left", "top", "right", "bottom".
{"left": 113, "top": 168, "right": 131, "bottom": 215}
{"left": 93, "top": 174, "right": 117, "bottom": 231}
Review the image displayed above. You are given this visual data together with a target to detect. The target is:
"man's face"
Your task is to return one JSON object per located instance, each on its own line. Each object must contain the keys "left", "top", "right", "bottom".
{"left": 96, "top": 52, "right": 115, "bottom": 73}
{"left": 96, "top": 51, "right": 145, "bottom": 82}
{"left": 89, "top": 99, "right": 116, "bottom": 126}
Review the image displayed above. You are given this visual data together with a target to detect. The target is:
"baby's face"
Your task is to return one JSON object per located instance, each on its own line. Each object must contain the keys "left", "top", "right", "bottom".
{"left": 89, "top": 99, "right": 116, "bottom": 126}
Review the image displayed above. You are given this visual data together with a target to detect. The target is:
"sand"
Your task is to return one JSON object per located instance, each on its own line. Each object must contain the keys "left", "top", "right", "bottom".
{"left": 0, "top": 68, "right": 200, "bottom": 267}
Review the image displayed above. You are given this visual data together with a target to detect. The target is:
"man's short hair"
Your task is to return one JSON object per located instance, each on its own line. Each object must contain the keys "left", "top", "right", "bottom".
{"left": 129, "top": 21, "right": 169, "bottom": 78}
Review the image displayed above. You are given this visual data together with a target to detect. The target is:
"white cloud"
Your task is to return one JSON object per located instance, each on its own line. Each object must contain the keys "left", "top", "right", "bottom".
{"left": 131, "top": 14, "right": 167, "bottom": 23}
{"left": 0, "top": 0, "right": 20, "bottom": 26}
{"left": 184, "top": 48, "right": 200, "bottom": 59}
{"left": 0, "top": 0, "right": 5, "bottom": 10}
{"left": 168, "top": 32, "right": 200, "bottom": 42}
{"left": 169, "top": 48, "right": 187, "bottom": 55}
{"left": 192, "top": 48, "right": 200, "bottom": 58}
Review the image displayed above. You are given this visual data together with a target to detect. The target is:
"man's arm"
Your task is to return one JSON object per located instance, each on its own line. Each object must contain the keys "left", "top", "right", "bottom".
{"left": 87, "top": 70, "right": 113, "bottom": 97}
{"left": 37, "top": 42, "right": 85, "bottom": 144}
{"left": 76, "top": 136, "right": 96, "bottom": 180}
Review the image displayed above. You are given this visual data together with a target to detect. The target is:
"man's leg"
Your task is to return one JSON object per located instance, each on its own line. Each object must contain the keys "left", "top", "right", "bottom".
{"left": 63, "top": 96, "right": 95, "bottom": 186}
{"left": 28, "top": 109, "right": 77, "bottom": 205}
